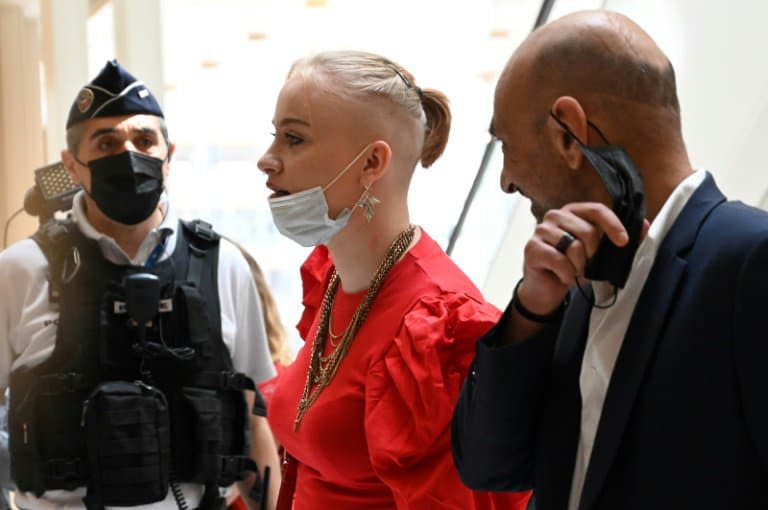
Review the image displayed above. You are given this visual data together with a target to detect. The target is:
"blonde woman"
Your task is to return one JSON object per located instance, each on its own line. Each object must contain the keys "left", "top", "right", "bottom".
{"left": 228, "top": 240, "right": 292, "bottom": 403}
{"left": 259, "top": 51, "right": 531, "bottom": 510}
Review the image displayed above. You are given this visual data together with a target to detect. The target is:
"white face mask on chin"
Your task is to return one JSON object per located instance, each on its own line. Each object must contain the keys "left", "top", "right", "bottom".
{"left": 268, "top": 143, "right": 372, "bottom": 247}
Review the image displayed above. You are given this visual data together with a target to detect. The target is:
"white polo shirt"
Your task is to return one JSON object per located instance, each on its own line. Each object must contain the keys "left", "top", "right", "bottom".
{"left": 0, "top": 192, "right": 275, "bottom": 510}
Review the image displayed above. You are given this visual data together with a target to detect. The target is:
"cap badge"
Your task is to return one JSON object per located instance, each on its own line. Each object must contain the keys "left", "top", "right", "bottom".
{"left": 76, "top": 88, "right": 95, "bottom": 113}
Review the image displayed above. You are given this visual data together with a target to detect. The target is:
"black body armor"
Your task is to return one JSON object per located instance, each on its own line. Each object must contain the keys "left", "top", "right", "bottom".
{"left": 8, "top": 219, "right": 258, "bottom": 509}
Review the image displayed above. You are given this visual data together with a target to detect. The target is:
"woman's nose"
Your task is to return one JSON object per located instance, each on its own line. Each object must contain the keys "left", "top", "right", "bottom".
{"left": 257, "top": 152, "right": 280, "bottom": 175}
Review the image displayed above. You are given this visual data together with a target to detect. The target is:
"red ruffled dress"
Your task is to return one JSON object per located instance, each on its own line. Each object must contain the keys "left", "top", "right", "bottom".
{"left": 268, "top": 231, "right": 531, "bottom": 510}
{"left": 258, "top": 362, "right": 287, "bottom": 405}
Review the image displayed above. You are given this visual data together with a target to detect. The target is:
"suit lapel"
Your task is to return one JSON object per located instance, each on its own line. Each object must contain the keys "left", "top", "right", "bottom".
{"left": 578, "top": 174, "right": 726, "bottom": 510}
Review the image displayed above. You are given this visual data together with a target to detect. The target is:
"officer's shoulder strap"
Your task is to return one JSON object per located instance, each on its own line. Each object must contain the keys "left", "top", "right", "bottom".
{"left": 180, "top": 219, "right": 220, "bottom": 247}
{"left": 30, "top": 217, "right": 77, "bottom": 302}
{"left": 31, "top": 217, "right": 75, "bottom": 256}
{"left": 179, "top": 219, "right": 220, "bottom": 287}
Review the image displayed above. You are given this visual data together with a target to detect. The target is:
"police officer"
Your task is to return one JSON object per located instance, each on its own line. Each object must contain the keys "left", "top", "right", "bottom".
{"left": 0, "top": 61, "right": 280, "bottom": 509}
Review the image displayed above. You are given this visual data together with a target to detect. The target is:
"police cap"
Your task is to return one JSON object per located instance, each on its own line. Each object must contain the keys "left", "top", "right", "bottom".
{"left": 66, "top": 59, "right": 164, "bottom": 128}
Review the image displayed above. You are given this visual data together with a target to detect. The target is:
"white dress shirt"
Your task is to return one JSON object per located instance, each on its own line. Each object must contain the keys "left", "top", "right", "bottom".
{"left": 0, "top": 192, "right": 275, "bottom": 510}
{"left": 567, "top": 170, "right": 708, "bottom": 510}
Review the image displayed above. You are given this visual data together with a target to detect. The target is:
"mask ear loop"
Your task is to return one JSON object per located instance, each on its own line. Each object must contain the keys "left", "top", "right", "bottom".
{"left": 586, "top": 120, "right": 610, "bottom": 145}
{"left": 549, "top": 111, "right": 611, "bottom": 145}
{"left": 322, "top": 143, "right": 373, "bottom": 192}
{"left": 549, "top": 111, "right": 618, "bottom": 308}
{"left": 71, "top": 155, "right": 98, "bottom": 206}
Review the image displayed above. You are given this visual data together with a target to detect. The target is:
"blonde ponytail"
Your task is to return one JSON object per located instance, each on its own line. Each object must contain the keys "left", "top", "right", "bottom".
{"left": 419, "top": 88, "right": 451, "bottom": 168}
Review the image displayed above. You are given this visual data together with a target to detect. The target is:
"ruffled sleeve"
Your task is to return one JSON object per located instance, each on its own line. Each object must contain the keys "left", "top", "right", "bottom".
{"left": 296, "top": 246, "right": 333, "bottom": 340}
{"left": 364, "top": 293, "right": 530, "bottom": 509}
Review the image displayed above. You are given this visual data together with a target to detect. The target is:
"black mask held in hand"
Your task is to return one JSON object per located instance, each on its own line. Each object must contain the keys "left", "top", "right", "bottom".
{"left": 550, "top": 112, "right": 646, "bottom": 289}
{"left": 81, "top": 151, "right": 165, "bottom": 225}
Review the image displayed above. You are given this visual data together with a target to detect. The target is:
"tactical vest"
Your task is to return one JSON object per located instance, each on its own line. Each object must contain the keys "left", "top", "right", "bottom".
{"left": 9, "top": 219, "right": 259, "bottom": 510}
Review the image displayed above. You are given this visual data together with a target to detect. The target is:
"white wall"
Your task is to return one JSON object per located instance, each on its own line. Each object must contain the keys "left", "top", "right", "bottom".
{"left": 0, "top": 0, "right": 46, "bottom": 245}
{"left": 605, "top": 0, "right": 768, "bottom": 206}
{"left": 483, "top": 0, "right": 768, "bottom": 307}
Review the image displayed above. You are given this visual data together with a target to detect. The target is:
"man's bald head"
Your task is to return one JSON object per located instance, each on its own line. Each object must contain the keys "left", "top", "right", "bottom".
{"left": 532, "top": 11, "right": 677, "bottom": 112}
{"left": 498, "top": 10, "right": 680, "bottom": 131}
{"left": 493, "top": 10, "right": 693, "bottom": 222}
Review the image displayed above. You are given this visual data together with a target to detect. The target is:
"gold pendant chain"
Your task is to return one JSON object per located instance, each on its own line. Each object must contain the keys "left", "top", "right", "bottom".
{"left": 327, "top": 292, "right": 343, "bottom": 347}
{"left": 294, "top": 225, "right": 416, "bottom": 430}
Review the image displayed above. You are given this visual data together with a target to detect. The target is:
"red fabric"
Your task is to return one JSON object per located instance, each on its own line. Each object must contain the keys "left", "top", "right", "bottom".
{"left": 228, "top": 495, "right": 248, "bottom": 510}
{"left": 258, "top": 362, "right": 287, "bottom": 405}
{"left": 277, "top": 454, "right": 299, "bottom": 510}
{"left": 268, "top": 232, "right": 531, "bottom": 510}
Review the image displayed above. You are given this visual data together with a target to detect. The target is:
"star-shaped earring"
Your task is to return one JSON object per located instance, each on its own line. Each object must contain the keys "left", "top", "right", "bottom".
{"left": 357, "top": 184, "right": 381, "bottom": 223}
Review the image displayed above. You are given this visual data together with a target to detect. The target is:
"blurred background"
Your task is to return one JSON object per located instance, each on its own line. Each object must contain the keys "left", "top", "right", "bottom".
{"left": 1, "top": 0, "right": 766, "bottom": 354}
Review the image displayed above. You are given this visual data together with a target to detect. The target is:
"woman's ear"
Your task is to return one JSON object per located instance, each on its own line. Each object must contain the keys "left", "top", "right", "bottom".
{"left": 549, "top": 96, "right": 587, "bottom": 171}
{"left": 360, "top": 140, "right": 392, "bottom": 187}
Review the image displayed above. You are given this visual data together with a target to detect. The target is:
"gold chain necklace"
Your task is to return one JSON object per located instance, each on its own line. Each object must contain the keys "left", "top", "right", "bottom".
{"left": 294, "top": 225, "right": 416, "bottom": 430}
{"left": 327, "top": 292, "right": 343, "bottom": 346}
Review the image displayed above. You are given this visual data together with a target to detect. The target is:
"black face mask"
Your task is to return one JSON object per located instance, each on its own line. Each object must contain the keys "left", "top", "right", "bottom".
{"left": 549, "top": 113, "right": 646, "bottom": 290}
{"left": 80, "top": 151, "right": 165, "bottom": 225}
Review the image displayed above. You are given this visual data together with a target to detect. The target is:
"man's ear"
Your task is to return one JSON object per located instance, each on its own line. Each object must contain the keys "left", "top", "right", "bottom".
{"left": 167, "top": 142, "right": 176, "bottom": 163}
{"left": 549, "top": 96, "right": 588, "bottom": 171}
{"left": 61, "top": 149, "right": 81, "bottom": 185}
{"left": 360, "top": 140, "right": 392, "bottom": 187}
{"left": 159, "top": 142, "right": 175, "bottom": 180}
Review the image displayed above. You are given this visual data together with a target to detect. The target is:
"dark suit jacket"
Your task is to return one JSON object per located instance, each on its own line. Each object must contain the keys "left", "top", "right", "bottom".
{"left": 452, "top": 174, "right": 768, "bottom": 510}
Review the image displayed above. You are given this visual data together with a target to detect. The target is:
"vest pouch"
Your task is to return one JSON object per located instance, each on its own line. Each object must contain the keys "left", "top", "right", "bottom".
{"left": 219, "top": 389, "right": 249, "bottom": 470}
{"left": 83, "top": 381, "right": 170, "bottom": 507}
{"left": 8, "top": 388, "right": 44, "bottom": 493}
{"left": 177, "top": 387, "right": 223, "bottom": 483}
{"left": 10, "top": 370, "right": 90, "bottom": 493}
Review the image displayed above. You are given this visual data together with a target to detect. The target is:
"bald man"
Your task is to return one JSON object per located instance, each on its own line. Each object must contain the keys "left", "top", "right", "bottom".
{"left": 452, "top": 10, "right": 768, "bottom": 510}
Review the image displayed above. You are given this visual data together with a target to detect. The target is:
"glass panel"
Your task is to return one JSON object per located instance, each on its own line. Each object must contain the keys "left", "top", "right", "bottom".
{"left": 446, "top": 141, "right": 520, "bottom": 287}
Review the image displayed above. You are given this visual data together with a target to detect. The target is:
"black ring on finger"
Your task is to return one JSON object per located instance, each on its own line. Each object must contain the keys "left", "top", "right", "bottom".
{"left": 555, "top": 232, "right": 576, "bottom": 254}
